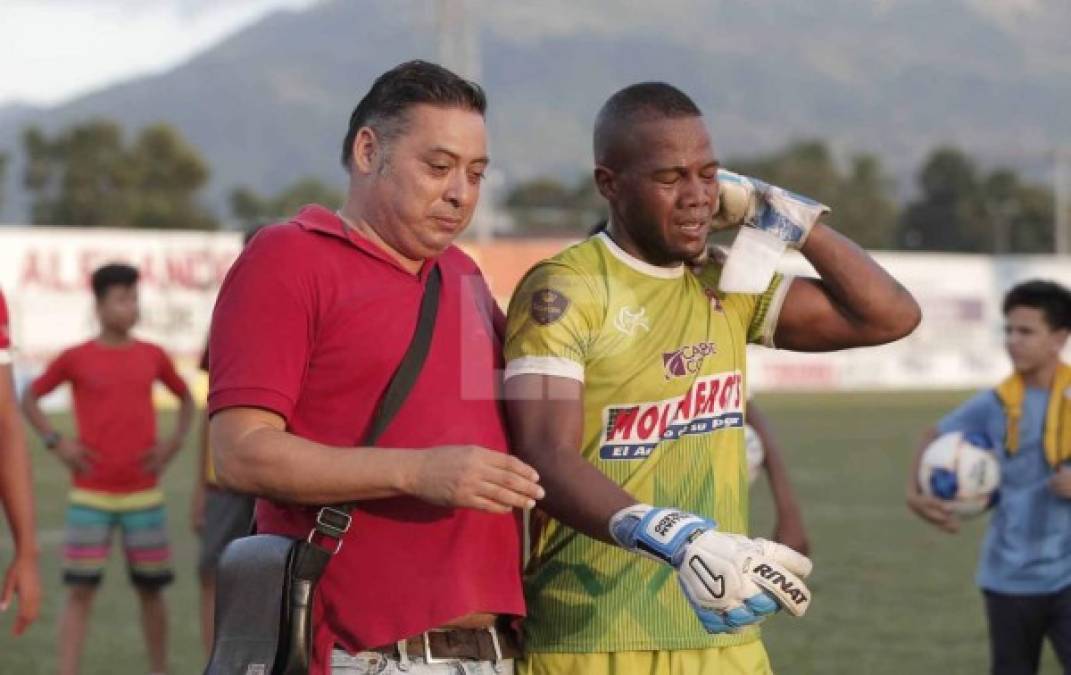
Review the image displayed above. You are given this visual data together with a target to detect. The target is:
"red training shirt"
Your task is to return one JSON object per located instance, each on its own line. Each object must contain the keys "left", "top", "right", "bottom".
{"left": 208, "top": 206, "right": 523, "bottom": 673}
{"left": 31, "top": 340, "right": 190, "bottom": 492}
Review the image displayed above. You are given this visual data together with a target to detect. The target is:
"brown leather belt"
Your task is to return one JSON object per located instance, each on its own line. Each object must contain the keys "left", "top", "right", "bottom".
{"left": 372, "top": 624, "right": 521, "bottom": 662}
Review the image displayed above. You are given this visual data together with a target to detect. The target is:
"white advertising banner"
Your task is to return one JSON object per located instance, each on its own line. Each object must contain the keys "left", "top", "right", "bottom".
{"left": 0, "top": 227, "right": 242, "bottom": 404}
{"left": 2, "top": 227, "right": 1069, "bottom": 398}
{"left": 748, "top": 252, "right": 1071, "bottom": 392}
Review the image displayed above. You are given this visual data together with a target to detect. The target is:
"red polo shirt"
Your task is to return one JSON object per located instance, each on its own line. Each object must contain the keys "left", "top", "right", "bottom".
{"left": 31, "top": 339, "right": 190, "bottom": 492}
{"left": 208, "top": 205, "right": 523, "bottom": 673}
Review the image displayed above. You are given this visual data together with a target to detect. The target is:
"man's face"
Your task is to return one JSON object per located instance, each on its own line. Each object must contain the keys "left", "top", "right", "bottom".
{"left": 603, "top": 116, "right": 719, "bottom": 265}
{"left": 96, "top": 284, "right": 139, "bottom": 334}
{"left": 1004, "top": 306, "right": 1068, "bottom": 374}
{"left": 364, "top": 104, "right": 488, "bottom": 260}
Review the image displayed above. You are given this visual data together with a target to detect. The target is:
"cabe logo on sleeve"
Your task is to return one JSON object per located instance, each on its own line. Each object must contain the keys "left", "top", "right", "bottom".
{"left": 598, "top": 371, "right": 744, "bottom": 460}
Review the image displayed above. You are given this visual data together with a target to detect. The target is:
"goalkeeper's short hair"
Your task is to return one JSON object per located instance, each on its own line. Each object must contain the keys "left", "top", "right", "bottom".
{"left": 594, "top": 82, "right": 702, "bottom": 168}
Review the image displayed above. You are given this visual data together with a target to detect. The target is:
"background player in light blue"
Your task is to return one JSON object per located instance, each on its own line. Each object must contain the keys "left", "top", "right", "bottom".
{"left": 907, "top": 279, "right": 1071, "bottom": 675}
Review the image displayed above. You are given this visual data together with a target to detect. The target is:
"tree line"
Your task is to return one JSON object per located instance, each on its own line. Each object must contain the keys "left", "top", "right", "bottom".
{"left": 0, "top": 120, "right": 1063, "bottom": 253}
{"left": 507, "top": 141, "right": 1062, "bottom": 253}
{"left": 1, "top": 120, "right": 344, "bottom": 232}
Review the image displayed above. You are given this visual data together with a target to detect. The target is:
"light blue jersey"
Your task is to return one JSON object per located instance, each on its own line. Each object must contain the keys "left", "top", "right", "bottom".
{"left": 938, "top": 388, "right": 1071, "bottom": 594}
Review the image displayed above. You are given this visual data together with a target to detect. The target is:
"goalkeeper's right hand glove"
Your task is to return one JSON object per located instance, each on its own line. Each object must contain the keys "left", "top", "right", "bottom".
{"left": 609, "top": 504, "right": 813, "bottom": 633}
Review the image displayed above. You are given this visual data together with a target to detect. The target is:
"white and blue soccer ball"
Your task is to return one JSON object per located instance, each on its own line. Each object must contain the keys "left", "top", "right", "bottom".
{"left": 918, "top": 431, "right": 1001, "bottom": 518}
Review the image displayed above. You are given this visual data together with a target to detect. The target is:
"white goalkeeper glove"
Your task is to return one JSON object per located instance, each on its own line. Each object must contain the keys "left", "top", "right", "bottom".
{"left": 712, "top": 169, "right": 829, "bottom": 249}
{"left": 609, "top": 504, "right": 812, "bottom": 633}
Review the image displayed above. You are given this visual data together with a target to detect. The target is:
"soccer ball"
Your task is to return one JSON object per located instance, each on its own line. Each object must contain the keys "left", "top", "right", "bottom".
{"left": 918, "top": 431, "right": 1000, "bottom": 518}
{"left": 744, "top": 424, "right": 765, "bottom": 484}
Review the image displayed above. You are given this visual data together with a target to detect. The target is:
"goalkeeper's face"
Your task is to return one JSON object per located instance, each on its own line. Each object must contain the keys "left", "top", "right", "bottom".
{"left": 607, "top": 116, "right": 719, "bottom": 266}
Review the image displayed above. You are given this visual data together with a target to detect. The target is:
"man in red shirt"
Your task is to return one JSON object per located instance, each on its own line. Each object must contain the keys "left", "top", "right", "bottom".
{"left": 209, "top": 60, "right": 543, "bottom": 675}
{"left": 0, "top": 287, "right": 41, "bottom": 637}
{"left": 22, "top": 263, "right": 194, "bottom": 675}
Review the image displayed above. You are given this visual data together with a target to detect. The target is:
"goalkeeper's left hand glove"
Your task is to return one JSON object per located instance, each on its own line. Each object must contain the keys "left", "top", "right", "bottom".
{"left": 711, "top": 170, "right": 830, "bottom": 249}
{"left": 610, "top": 504, "right": 813, "bottom": 633}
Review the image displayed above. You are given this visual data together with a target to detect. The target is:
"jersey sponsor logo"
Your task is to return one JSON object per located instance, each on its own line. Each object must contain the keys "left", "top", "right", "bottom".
{"left": 614, "top": 305, "right": 650, "bottom": 336}
{"left": 663, "top": 341, "right": 717, "bottom": 379}
{"left": 530, "top": 288, "right": 570, "bottom": 326}
{"left": 598, "top": 371, "right": 744, "bottom": 460}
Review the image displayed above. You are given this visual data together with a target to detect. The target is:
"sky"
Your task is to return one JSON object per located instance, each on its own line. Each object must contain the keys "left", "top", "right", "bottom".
{"left": 0, "top": 0, "right": 320, "bottom": 107}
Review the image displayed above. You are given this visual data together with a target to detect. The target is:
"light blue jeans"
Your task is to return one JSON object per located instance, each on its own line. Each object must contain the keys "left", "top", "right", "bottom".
{"left": 330, "top": 649, "right": 514, "bottom": 675}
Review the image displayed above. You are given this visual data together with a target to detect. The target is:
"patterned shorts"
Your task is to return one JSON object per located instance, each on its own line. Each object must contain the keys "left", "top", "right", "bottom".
{"left": 63, "top": 488, "right": 173, "bottom": 588}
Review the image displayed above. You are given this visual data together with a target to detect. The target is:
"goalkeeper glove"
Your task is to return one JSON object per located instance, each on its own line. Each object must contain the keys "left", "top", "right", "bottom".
{"left": 609, "top": 504, "right": 813, "bottom": 633}
{"left": 712, "top": 169, "right": 829, "bottom": 249}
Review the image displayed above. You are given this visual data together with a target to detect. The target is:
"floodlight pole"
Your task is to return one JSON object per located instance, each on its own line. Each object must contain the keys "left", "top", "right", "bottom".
{"left": 436, "top": 0, "right": 480, "bottom": 81}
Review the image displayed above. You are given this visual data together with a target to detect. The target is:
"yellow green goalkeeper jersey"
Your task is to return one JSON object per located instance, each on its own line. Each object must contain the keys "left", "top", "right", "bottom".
{"left": 504, "top": 231, "right": 791, "bottom": 653}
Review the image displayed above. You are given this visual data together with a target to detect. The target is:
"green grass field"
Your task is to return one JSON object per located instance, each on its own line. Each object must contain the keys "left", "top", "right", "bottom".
{"left": 0, "top": 392, "right": 1063, "bottom": 673}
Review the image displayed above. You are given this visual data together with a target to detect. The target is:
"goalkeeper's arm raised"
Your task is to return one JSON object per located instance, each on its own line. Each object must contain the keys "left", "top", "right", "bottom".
{"left": 714, "top": 170, "right": 921, "bottom": 351}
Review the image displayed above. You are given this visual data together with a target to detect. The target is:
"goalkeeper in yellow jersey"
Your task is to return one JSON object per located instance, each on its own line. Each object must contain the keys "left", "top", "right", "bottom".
{"left": 503, "top": 82, "right": 921, "bottom": 675}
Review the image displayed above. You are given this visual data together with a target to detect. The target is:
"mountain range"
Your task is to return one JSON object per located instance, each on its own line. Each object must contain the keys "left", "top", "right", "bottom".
{"left": 1, "top": 0, "right": 1068, "bottom": 224}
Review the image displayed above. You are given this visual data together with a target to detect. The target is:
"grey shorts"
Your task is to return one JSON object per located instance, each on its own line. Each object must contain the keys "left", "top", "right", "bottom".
{"left": 197, "top": 486, "right": 255, "bottom": 577}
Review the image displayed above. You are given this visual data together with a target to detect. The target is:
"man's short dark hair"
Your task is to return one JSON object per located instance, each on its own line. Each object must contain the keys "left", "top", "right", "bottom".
{"left": 1002, "top": 279, "right": 1071, "bottom": 331}
{"left": 340, "top": 60, "right": 487, "bottom": 170}
{"left": 594, "top": 82, "right": 703, "bottom": 167}
{"left": 91, "top": 263, "right": 139, "bottom": 300}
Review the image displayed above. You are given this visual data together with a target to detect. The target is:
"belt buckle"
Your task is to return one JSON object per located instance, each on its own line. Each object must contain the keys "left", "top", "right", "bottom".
{"left": 422, "top": 629, "right": 455, "bottom": 665}
{"left": 420, "top": 626, "right": 502, "bottom": 664}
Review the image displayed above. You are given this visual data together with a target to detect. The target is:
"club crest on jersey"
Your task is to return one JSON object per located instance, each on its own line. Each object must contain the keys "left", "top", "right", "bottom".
{"left": 663, "top": 341, "right": 716, "bottom": 379}
{"left": 614, "top": 305, "right": 650, "bottom": 336}
{"left": 599, "top": 371, "right": 744, "bottom": 460}
{"left": 530, "top": 288, "right": 570, "bottom": 326}
{"left": 704, "top": 288, "right": 724, "bottom": 312}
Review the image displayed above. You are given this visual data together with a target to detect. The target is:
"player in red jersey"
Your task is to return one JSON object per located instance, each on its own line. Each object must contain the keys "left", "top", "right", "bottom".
{"left": 22, "top": 264, "right": 194, "bottom": 675}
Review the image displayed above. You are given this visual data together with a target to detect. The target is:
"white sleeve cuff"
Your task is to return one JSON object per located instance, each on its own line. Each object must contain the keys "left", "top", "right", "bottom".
{"left": 504, "top": 356, "right": 585, "bottom": 383}
{"left": 0, "top": 348, "right": 11, "bottom": 366}
{"left": 759, "top": 275, "right": 795, "bottom": 348}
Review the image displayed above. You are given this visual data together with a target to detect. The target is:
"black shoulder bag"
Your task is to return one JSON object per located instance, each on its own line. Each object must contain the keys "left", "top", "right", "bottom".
{"left": 204, "top": 265, "right": 442, "bottom": 675}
